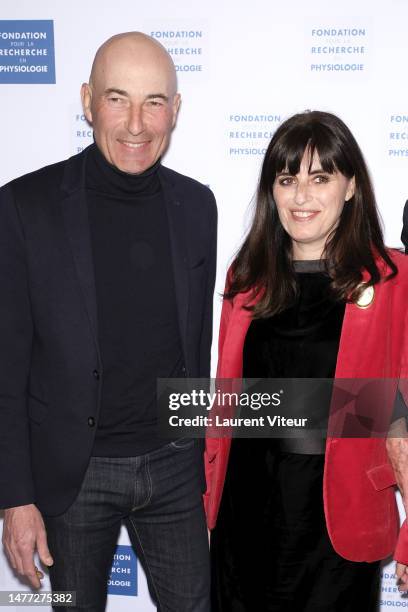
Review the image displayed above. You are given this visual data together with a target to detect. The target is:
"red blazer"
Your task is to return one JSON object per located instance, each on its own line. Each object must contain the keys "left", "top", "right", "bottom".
{"left": 205, "top": 250, "right": 408, "bottom": 563}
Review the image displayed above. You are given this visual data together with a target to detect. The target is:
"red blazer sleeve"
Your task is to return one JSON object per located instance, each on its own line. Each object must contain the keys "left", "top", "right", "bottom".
{"left": 203, "top": 270, "right": 233, "bottom": 519}
{"left": 393, "top": 297, "right": 408, "bottom": 564}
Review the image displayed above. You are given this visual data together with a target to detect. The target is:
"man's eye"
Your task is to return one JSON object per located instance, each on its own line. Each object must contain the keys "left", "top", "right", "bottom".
{"left": 148, "top": 100, "right": 163, "bottom": 107}
{"left": 108, "top": 97, "right": 124, "bottom": 104}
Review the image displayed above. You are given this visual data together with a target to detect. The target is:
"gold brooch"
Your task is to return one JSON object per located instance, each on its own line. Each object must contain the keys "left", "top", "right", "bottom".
{"left": 355, "top": 284, "right": 375, "bottom": 309}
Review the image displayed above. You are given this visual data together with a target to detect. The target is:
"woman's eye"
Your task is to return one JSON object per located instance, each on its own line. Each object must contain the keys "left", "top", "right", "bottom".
{"left": 314, "top": 174, "right": 329, "bottom": 183}
{"left": 278, "top": 176, "right": 295, "bottom": 186}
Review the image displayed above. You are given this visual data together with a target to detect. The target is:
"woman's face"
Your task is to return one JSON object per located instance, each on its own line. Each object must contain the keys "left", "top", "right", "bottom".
{"left": 272, "top": 149, "right": 355, "bottom": 260}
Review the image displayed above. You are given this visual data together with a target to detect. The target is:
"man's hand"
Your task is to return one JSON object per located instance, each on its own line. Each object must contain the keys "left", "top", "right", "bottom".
{"left": 386, "top": 429, "right": 408, "bottom": 592}
{"left": 396, "top": 563, "right": 408, "bottom": 592}
{"left": 386, "top": 431, "right": 408, "bottom": 513}
{"left": 2, "top": 504, "right": 53, "bottom": 589}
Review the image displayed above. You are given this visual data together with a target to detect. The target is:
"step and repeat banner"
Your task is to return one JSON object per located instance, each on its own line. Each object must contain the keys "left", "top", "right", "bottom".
{"left": 0, "top": 0, "right": 407, "bottom": 610}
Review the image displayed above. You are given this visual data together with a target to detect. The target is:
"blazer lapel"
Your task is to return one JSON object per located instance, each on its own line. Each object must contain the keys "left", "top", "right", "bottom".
{"left": 60, "top": 149, "right": 100, "bottom": 356}
{"left": 335, "top": 274, "right": 392, "bottom": 379}
{"left": 159, "top": 168, "right": 189, "bottom": 365}
{"left": 219, "top": 290, "right": 257, "bottom": 378}
{"left": 329, "top": 275, "right": 396, "bottom": 437}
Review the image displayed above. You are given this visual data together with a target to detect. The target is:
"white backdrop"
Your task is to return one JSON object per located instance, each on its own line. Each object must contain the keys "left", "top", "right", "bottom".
{"left": 0, "top": 0, "right": 407, "bottom": 609}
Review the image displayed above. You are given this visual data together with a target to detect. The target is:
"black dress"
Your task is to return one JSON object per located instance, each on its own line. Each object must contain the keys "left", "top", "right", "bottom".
{"left": 210, "top": 261, "right": 380, "bottom": 612}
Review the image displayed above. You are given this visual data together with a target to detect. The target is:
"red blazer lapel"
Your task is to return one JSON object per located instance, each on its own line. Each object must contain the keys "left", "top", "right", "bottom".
{"left": 217, "top": 288, "right": 259, "bottom": 378}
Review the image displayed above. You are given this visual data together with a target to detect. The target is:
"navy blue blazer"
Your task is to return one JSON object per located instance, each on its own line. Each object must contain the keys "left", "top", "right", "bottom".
{"left": 0, "top": 146, "right": 217, "bottom": 515}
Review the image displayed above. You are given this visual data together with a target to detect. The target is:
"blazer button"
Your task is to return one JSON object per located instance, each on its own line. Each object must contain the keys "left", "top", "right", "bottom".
{"left": 88, "top": 416, "right": 95, "bottom": 427}
{"left": 93, "top": 369, "right": 100, "bottom": 380}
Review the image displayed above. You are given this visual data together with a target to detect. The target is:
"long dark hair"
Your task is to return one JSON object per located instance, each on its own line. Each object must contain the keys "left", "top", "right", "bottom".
{"left": 227, "top": 110, "right": 397, "bottom": 317}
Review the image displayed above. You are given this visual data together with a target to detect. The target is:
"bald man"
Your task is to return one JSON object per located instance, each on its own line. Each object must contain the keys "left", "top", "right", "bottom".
{"left": 0, "top": 32, "right": 216, "bottom": 611}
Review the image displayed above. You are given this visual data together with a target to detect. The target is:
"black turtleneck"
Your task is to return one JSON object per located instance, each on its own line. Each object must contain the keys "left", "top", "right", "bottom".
{"left": 86, "top": 144, "right": 184, "bottom": 457}
{"left": 243, "top": 260, "right": 345, "bottom": 454}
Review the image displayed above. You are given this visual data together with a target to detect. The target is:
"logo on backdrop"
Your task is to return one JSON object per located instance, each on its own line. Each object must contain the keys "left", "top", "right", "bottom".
{"left": 308, "top": 25, "right": 367, "bottom": 75}
{"left": 73, "top": 111, "right": 93, "bottom": 154}
{"left": 379, "top": 567, "right": 408, "bottom": 608}
{"left": 228, "top": 113, "right": 281, "bottom": 157}
{"left": 107, "top": 545, "right": 138, "bottom": 597}
{"left": 150, "top": 29, "right": 205, "bottom": 74}
{"left": 0, "top": 20, "right": 55, "bottom": 84}
{"left": 388, "top": 114, "right": 408, "bottom": 159}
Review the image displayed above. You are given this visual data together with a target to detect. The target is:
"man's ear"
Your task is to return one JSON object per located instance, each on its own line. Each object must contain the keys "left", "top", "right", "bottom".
{"left": 81, "top": 83, "right": 93, "bottom": 124}
{"left": 171, "top": 93, "right": 181, "bottom": 128}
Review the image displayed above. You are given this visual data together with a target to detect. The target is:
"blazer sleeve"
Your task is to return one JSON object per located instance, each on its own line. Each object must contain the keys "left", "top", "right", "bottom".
{"left": 203, "top": 270, "right": 234, "bottom": 518}
{"left": 216, "top": 268, "right": 234, "bottom": 377}
{"left": 0, "top": 184, "right": 35, "bottom": 509}
{"left": 199, "top": 190, "right": 217, "bottom": 378}
{"left": 393, "top": 273, "right": 408, "bottom": 563}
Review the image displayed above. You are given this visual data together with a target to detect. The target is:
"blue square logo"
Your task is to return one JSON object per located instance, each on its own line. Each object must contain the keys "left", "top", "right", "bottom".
{"left": 0, "top": 20, "right": 55, "bottom": 84}
{"left": 107, "top": 545, "right": 138, "bottom": 597}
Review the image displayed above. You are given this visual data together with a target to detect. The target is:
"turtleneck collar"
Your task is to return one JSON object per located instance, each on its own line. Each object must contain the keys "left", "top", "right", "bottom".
{"left": 85, "top": 142, "right": 161, "bottom": 198}
{"left": 293, "top": 259, "right": 327, "bottom": 273}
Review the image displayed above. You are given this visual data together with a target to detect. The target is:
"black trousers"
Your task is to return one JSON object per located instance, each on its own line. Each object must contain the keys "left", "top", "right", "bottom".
{"left": 211, "top": 439, "right": 380, "bottom": 612}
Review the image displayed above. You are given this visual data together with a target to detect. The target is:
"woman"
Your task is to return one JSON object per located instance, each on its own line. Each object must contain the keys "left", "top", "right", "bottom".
{"left": 204, "top": 110, "right": 408, "bottom": 611}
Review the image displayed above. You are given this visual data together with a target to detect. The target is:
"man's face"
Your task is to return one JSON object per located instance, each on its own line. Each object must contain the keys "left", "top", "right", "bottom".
{"left": 81, "top": 44, "right": 180, "bottom": 174}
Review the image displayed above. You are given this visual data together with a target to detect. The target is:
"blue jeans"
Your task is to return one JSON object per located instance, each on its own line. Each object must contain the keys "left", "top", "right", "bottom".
{"left": 43, "top": 439, "right": 210, "bottom": 612}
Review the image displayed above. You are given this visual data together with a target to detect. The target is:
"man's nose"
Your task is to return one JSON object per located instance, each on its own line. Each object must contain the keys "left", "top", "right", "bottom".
{"left": 294, "top": 181, "right": 311, "bottom": 206}
{"left": 127, "top": 104, "right": 144, "bottom": 135}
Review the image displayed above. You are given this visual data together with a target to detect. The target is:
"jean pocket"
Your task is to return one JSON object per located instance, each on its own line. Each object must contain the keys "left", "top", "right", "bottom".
{"left": 170, "top": 438, "right": 195, "bottom": 451}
